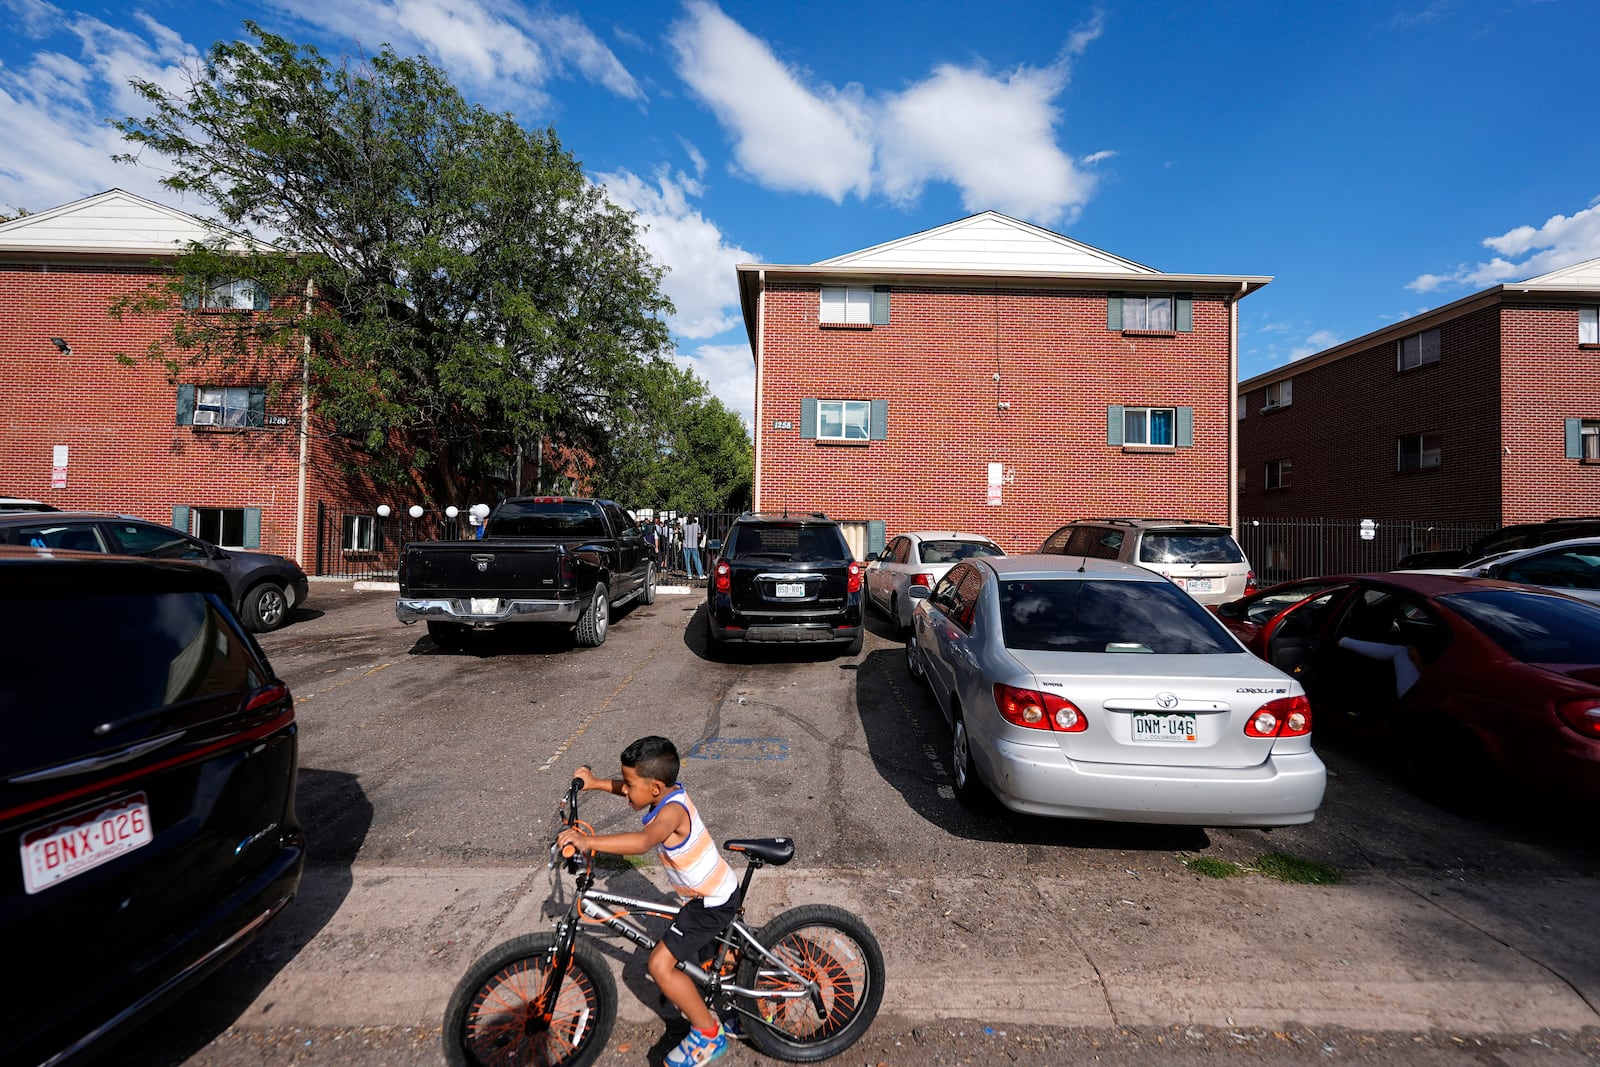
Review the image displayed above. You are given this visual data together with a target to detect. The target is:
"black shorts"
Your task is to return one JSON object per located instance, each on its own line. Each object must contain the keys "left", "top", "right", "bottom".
{"left": 661, "top": 894, "right": 741, "bottom": 964}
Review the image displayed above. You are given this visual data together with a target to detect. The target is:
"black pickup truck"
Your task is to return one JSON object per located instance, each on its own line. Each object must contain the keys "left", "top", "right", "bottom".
{"left": 395, "top": 497, "right": 655, "bottom": 649}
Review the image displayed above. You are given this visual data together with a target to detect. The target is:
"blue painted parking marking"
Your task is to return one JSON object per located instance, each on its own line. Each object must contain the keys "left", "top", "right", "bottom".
{"left": 685, "top": 737, "right": 790, "bottom": 761}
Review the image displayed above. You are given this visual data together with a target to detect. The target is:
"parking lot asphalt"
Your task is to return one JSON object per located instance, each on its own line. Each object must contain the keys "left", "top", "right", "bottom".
{"left": 119, "top": 579, "right": 1600, "bottom": 1064}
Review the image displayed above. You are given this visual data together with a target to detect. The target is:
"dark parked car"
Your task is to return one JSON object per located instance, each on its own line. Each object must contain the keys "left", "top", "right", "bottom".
{"left": 0, "top": 546, "right": 304, "bottom": 1064}
{"left": 0, "top": 512, "right": 309, "bottom": 632}
{"left": 1394, "top": 516, "right": 1600, "bottom": 570}
{"left": 0, "top": 496, "right": 59, "bottom": 513}
{"left": 1235, "top": 571, "right": 1600, "bottom": 809}
{"left": 705, "top": 512, "right": 864, "bottom": 657}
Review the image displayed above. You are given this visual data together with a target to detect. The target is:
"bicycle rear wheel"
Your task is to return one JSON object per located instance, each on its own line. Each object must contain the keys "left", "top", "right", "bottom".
{"left": 443, "top": 933, "right": 616, "bottom": 1067}
{"left": 734, "top": 904, "right": 884, "bottom": 1062}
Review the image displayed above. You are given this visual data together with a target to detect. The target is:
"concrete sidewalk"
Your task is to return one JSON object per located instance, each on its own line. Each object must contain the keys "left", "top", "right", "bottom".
{"left": 225, "top": 861, "right": 1599, "bottom": 1036}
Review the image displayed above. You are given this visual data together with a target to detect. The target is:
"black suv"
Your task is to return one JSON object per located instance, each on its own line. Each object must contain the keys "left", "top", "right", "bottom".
{"left": 0, "top": 546, "right": 304, "bottom": 1065}
{"left": 1395, "top": 517, "right": 1600, "bottom": 570}
{"left": 0, "top": 512, "right": 309, "bottom": 632}
{"left": 705, "top": 513, "right": 864, "bottom": 657}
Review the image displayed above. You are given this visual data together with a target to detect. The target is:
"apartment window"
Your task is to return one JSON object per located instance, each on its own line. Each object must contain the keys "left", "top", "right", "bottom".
{"left": 1263, "top": 379, "right": 1293, "bottom": 410}
{"left": 819, "top": 285, "right": 889, "bottom": 326}
{"left": 1397, "top": 327, "right": 1441, "bottom": 371}
{"left": 1106, "top": 405, "right": 1194, "bottom": 447}
{"left": 193, "top": 507, "right": 247, "bottom": 547}
{"left": 183, "top": 277, "right": 269, "bottom": 311}
{"left": 1564, "top": 418, "right": 1600, "bottom": 462}
{"left": 1397, "top": 432, "right": 1442, "bottom": 471}
{"left": 799, "top": 398, "right": 887, "bottom": 442}
{"left": 1108, "top": 293, "right": 1194, "bottom": 332}
{"left": 343, "top": 513, "right": 378, "bottom": 551}
{"left": 1581, "top": 307, "right": 1599, "bottom": 345}
{"left": 1265, "top": 459, "right": 1293, "bottom": 489}
{"left": 176, "top": 384, "right": 265, "bottom": 427}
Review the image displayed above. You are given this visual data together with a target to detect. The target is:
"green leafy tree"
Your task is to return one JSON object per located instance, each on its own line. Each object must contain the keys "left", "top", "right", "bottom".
{"left": 112, "top": 23, "right": 675, "bottom": 507}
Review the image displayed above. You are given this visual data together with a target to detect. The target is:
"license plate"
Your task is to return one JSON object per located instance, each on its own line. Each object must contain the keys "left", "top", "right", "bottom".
{"left": 22, "top": 793, "right": 153, "bottom": 895}
{"left": 470, "top": 597, "right": 499, "bottom": 614}
{"left": 1186, "top": 579, "right": 1213, "bottom": 592}
{"left": 774, "top": 583, "right": 806, "bottom": 598}
{"left": 1132, "top": 714, "right": 1197, "bottom": 743}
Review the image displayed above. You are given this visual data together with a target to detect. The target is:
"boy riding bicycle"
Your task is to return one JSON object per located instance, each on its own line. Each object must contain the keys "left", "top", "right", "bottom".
{"left": 556, "top": 736, "right": 737, "bottom": 1067}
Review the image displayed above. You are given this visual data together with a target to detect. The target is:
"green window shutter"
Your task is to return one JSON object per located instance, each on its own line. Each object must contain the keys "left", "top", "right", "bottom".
{"left": 871, "top": 285, "right": 890, "bottom": 325}
{"left": 1176, "top": 406, "right": 1194, "bottom": 448}
{"left": 870, "top": 399, "right": 888, "bottom": 440}
{"left": 252, "top": 281, "right": 270, "bottom": 311}
{"left": 1176, "top": 294, "right": 1193, "bottom": 332}
{"left": 1566, "top": 418, "right": 1583, "bottom": 459}
{"left": 247, "top": 386, "right": 266, "bottom": 427}
{"left": 1107, "top": 405, "right": 1125, "bottom": 446}
{"left": 1107, "top": 293, "right": 1123, "bottom": 330}
{"left": 867, "top": 519, "right": 886, "bottom": 556}
{"left": 800, "top": 399, "right": 818, "bottom": 439}
{"left": 243, "top": 508, "right": 262, "bottom": 549}
{"left": 171, "top": 505, "right": 190, "bottom": 533}
{"left": 176, "top": 384, "right": 196, "bottom": 426}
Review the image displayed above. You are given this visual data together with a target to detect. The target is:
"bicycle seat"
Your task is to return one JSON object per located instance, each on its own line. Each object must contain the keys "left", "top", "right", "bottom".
{"left": 723, "top": 838, "right": 794, "bottom": 866}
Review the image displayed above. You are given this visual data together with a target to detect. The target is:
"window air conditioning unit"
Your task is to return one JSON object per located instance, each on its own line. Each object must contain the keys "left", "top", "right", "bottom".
{"left": 192, "top": 409, "right": 220, "bottom": 426}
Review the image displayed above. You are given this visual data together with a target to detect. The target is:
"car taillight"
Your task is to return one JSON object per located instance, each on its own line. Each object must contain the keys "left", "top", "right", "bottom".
{"left": 993, "top": 683, "right": 1087, "bottom": 732}
{"left": 847, "top": 561, "right": 862, "bottom": 593}
{"left": 1556, "top": 699, "right": 1600, "bottom": 739}
{"left": 910, "top": 573, "right": 934, "bottom": 588}
{"left": 1244, "top": 695, "right": 1312, "bottom": 738}
{"left": 558, "top": 553, "right": 574, "bottom": 583}
{"left": 1244, "top": 569, "right": 1258, "bottom": 596}
{"left": 245, "top": 683, "right": 292, "bottom": 714}
{"left": 714, "top": 559, "right": 732, "bottom": 593}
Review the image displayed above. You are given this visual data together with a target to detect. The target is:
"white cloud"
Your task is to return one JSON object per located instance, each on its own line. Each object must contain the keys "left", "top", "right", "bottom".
{"left": 598, "top": 165, "right": 756, "bottom": 341}
{"left": 1288, "top": 329, "right": 1342, "bottom": 361}
{"left": 1407, "top": 196, "right": 1600, "bottom": 291}
{"left": 1080, "top": 149, "right": 1117, "bottom": 165}
{"left": 669, "top": 1, "right": 873, "bottom": 202}
{"left": 673, "top": 341, "right": 755, "bottom": 427}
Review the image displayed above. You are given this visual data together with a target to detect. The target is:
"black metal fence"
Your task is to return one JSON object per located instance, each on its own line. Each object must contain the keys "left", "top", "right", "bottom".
{"left": 1236, "top": 517, "right": 1497, "bottom": 585}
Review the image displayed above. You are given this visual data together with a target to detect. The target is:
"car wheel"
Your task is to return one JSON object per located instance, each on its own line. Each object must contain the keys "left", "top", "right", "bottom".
{"left": 704, "top": 610, "right": 728, "bottom": 661}
{"left": 890, "top": 594, "right": 907, "bottom": 637}
{"left": 906, "top": 635, "right": 927, "bottom": 684}
{"left": 642, "top": 563, "right": 657, "bottom": 605}
{"left": 842, "top": 629, "right": 864, "bottom": 657}
{"left": 951, "top": 712, "right": 991, "bottom": 810}
{"left": 1401, "top": 714, "right": 1497, "bottom": 813}
{"left": 427, "top": 621, "right": 469, "bottom": 651}
{"left": 575, "top": 583, "right": 609, "bottom": 647}
{"left": 243, "top": 582, "right": 289, "bottom": 632}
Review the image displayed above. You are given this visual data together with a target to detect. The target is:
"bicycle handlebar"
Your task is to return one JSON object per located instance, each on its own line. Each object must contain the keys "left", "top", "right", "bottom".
{"left": 549, "top": 777, "right": 587, "bottom": 869}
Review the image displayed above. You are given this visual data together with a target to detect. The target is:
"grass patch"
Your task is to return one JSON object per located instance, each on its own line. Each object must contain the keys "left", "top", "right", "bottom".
{"left": 1180, "top": 855, "right": 1241, "bottom": 879}
{"left": 1252, "top": 851, "right": 1341, "bottom": 885}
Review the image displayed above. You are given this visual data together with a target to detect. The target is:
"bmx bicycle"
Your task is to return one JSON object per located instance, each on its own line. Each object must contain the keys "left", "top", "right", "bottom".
{"left": 443, "top": 778, "right": 885, "bottom": 1066}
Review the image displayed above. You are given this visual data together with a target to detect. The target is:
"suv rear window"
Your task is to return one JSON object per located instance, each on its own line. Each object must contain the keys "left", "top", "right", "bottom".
{"left": 729, "top": 524, "right": 848, "bottom": 563}
{"left": 489, "top": 502, "right": 606, "bottom": 538}
{"left": 1138, "top": 531, "right": 1245, "bottom": 565}
{"left": 999, "top": 578, "right": 1237, "bottom": 654}
{"left": 918, "top": 540, "right": 1003, "bottom": 565}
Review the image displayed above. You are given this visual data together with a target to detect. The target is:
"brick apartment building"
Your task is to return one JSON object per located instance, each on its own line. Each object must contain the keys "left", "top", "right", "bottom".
{"left": 0, "top": 189, "right": 390, "bottom": 572}
{"left": 1237, "top": 257, "right": 1600, "bottom": 559}
{"left": 736, "top": 212, "right": 1269, "bottom": 555}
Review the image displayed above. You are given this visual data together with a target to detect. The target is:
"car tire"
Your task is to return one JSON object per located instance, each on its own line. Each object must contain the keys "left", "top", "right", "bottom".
{"left": 427, "top": 621, "right": 470, "bottom": 651}
{"left": 841, "top": 629, "right": 864, "bottom": 657}
{"left": 642, "top": 562, "right": 657, "bottom": 605}
{"left": 575, "top": 583, "right": 609, "bottom": 647}
{"left": 951, "top": 711, "right": 991, "bottom": 811}
{"left": 242, "top": 581, "right": 290, "bottom": 633}
{"left": 906, "top": 634, "right": 927, "bottom": 685}
{"left": 704, "top": 610, "right": 727, "bottom": 661}
{"left": 890, "top": 594, "right": 907, "bottom": 637}
{"left": 1401, "top": 714, "right": 1497, "bottom": 813}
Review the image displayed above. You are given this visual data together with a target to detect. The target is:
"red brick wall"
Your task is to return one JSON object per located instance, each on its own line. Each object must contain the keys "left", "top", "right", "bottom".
{"left": 1500, "top": 303, "right": 1600, "bottom": 522}
{"left": 0, "top": 259, "right": 378, "bottom": 567}
{"left": 1237, "top": 305, "right": 1504, "bottom": 525}
{"left": 757, "top": 283, "right": 1234, "bottom": 554}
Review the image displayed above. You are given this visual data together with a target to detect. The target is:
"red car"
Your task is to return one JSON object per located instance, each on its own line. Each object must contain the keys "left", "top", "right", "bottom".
{"left": 1215, "top": 572, "right": 1600, "bottom": 809}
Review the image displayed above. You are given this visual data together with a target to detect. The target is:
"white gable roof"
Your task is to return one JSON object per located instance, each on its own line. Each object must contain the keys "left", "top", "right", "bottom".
{"left": 814, "top": 211, "right": 1158, "bottom": 275}
{"left": 1519, "top": 256, "right": 1600, "bottom": 291}
{"left": 0, "top": 189, "right": 262, "bottom": 255}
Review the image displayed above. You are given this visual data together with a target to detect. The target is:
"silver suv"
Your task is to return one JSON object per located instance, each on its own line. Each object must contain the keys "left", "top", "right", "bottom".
{"left": 1039, "top": 518, "right": 1255, "bottom": 605}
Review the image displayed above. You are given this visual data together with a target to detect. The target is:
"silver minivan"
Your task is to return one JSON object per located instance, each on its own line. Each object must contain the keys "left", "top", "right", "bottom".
{"left": 1040, "top": 518, "right": 1255, "bottom": 605}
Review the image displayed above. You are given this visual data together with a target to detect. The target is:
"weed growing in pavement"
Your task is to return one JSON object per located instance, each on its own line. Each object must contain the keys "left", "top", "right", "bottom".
{"left": 1179, "top": 855, "right": 1241, "bottom": 878}
{"left": 1252, "top": 852, "right": 1341, "bottom": 885}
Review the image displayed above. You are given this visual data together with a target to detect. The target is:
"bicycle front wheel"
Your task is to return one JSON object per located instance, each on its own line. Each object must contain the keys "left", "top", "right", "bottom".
{"left": 443, "top": 933, "right": 616, "bottom": 1067}
{"left": 734, "top": 903, "right": 885, "bottom": 1062}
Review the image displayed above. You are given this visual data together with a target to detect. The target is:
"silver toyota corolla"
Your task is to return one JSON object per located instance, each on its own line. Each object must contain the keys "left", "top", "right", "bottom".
{"left": 906, "top": 554, "right": 1326, "bottom": 826}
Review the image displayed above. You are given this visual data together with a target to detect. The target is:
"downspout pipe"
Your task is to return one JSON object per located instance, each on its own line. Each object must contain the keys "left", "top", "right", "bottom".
{"left": 1228, "top": 281, "right": 1245, "bottom": 534}
{"left": 296, "top": 276, "right": 312, "bottom": 569}
{"left": 752, "top": 269, "right": 765, "bottom": 511}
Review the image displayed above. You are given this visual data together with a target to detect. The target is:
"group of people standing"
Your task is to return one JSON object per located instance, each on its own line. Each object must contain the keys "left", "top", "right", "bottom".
{"left": 641, "top": 514, "right": 707, "bottom": 580}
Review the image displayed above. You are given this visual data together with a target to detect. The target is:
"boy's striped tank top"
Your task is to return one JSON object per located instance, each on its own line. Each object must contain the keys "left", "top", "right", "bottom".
{"left": 642, "top": 784, "right": 738, "bottom": 906}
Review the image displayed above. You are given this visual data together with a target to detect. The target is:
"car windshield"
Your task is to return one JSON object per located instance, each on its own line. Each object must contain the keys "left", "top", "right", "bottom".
{"left": 918, "top": 540, "right": 1003, "bottom": 564}
{"left": 489, "top": 502, "right": 606, "bottom": 538}
{"left": 999, "top": 578, "right": 1239, "bottom": 654}
{"left": 730, "top": 524, "right": 846, "bottom": 563}
{"left": 1440, "top": 588, "right": 1600, "bottom": 663}
{"left": 1138, "top": 531, "right": 1244, "bottom": 565}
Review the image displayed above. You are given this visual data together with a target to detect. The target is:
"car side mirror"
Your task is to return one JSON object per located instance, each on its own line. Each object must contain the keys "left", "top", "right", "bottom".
{"left": 908, "top": 585, "right": 930, "bottom": 599}
{"left": 1215, "top": 601, "right": 1240, "bottom": 619}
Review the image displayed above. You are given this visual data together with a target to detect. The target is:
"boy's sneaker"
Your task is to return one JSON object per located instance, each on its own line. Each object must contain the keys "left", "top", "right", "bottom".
{"left": 665, "top": 1024, "right": 727, "bottom": 1067}
{"left": 719, "top": 1012, "right": 746, "bottom": 1040}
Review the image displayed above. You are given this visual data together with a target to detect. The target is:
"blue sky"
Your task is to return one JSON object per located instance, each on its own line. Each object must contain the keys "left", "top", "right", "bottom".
{"left": 3, "top": 0, "right": 1597, "bottom": 423}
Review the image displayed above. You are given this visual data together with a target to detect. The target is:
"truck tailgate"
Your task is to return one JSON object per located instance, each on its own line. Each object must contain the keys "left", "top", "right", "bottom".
{"left": 400, "top": 542, "right": 566, "bottom": 598}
